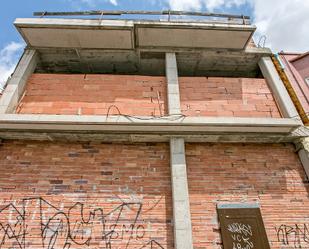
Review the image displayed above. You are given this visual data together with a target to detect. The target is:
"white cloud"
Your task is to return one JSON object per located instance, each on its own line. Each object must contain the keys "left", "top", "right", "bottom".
{"left": 0, "top": 42, "right": 24, "bottom": 90}
{"left": 252, "top": 0, "right": 309, "bottom": 52}
{"left": 167, "top": 0, "right": 247, "bottom": 11}
{"left": 168, "top": 0, "right": 202, "bottom": 11}
{"left": 109, "top": 0, "right": 118, "bottom": 6}
{"left": 70, "top": 0, "right": 117, "bottom": 7}
{"left": 165, "top": 0, "right": 309, "bottom": 52}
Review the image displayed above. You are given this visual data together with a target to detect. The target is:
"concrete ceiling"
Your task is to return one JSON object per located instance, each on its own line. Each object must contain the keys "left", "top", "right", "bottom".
{"left": 34, "top": 47, "right": 270, "bottom": 77}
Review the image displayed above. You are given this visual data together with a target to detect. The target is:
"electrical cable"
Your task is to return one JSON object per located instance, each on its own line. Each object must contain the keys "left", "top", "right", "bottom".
{"left": 105, "top": 104, "right": 187, "bottom": 122}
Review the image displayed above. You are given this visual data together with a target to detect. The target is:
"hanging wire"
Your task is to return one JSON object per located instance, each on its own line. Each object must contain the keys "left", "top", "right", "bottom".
{"left": 105, "top": 104, "right": 187, "bottom": 122}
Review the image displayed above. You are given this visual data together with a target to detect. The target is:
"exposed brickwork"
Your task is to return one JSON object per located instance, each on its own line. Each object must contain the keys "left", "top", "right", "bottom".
{"left": 17, "top": 74, "right": 282, "bottom": 119}
{"left": 179, "top": 77, "right": 281, "bottom": 118}
{"left": 0, "top": 141, "right": 172, "bottom": 249}
{"left": 18, "top": 74, "right": 167, "bottom": 116}
{"left": 186, "top": 143, "right": 309, "bottom": 249}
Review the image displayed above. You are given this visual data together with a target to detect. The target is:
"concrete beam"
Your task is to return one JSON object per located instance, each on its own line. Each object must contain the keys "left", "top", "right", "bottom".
{"left": 170, "top": 138, "right": 193, "bottom": 249}
{"left": 258, "top": 57, "right": 299, "bottom": 119}
{"left": 0, "top": 49, "right": 38, "bottom": 114}
{"left": 297, "top": 138, "right": 309, "bottom": 179}
{"left": 0, "top": 130, "right": 306, "bottom": 143}
{"left": 166, "top": 53, "right": 181, "bottom": 115}
{"left": 0, "top": 114, "right": 301, "bottom": 134}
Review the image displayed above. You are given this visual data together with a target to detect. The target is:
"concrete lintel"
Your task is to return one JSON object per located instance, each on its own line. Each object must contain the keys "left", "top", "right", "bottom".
{"left": 0, "top": 114, "right": 301, "bottom": 134}
{"left": 170, "top": 138, "right": 193, "bottom": 249}
{"left": 217, "top": 203, "right": 260, "bottom": 209}
{"left": 166, "top": 53, "right": 181, "bottom": 115}
{"left": 258, "top": 56, "right": 299, "bottom": 119}
{"left": 0, "top": 49, "right": 38, "bottom": 114}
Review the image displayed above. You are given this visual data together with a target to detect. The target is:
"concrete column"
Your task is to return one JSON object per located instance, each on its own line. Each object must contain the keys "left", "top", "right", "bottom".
{"left": 166, "top": 52, "right": 193, "bottom": 249}
{"left": 258, "top": 56, "right": 299, "bottom": 119}
{"left": 170, "top": 138, "right": 193, "bottom": 249}
{"left": 297, "top": 138, "right": 309, "bottom": 178}
{"left": 166, "top": 53, "right": 181, "bottom": 115}
{"left": 0, "top": 49, "right": 38, "bottom": 114}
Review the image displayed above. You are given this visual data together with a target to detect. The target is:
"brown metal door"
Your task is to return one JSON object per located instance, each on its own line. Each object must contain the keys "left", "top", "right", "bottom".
{"left": 217, "top": 204, "right": 270, "bottom": 249}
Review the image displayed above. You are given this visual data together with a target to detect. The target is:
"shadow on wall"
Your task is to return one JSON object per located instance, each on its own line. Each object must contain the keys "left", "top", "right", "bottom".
{"left": 185, "top": 143, "right": 309, "bottom": 249}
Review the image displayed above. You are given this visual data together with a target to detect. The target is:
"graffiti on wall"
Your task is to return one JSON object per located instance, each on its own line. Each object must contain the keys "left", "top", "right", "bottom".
{"left": 275, "top": 224, "right": 309, "bottom": 248}
{"left": 227, "top": 223, "right": 254, "bottom": 249}
{"left": 0, "top": 197, "right": 166, "bottom": 249}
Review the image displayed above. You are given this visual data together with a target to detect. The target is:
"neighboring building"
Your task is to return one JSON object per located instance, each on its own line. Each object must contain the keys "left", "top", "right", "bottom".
{"left": 277, "top": 52, "right": 309, "bottom": 124}
{"left": 0, "top": 11, "right": 308, "bottom": 249}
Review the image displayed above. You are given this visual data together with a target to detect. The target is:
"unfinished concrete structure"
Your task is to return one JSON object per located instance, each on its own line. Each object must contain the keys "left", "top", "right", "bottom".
{"left": 0, "top": 11, "right": 308, "bottom": 249}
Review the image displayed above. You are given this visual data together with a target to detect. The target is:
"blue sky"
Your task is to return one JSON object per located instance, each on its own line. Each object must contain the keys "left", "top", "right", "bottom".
{"left": 0, "top": 0, "right": 308, "bottom": 86}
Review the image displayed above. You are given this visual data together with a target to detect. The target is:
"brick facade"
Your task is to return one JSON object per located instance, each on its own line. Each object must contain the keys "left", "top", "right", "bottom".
{"left": 18, "top": 74, "right": 281, "bottom": 118}
{"left": 3, "top": 72, "right": 307, "bottom": 249}
{"left": 0, "top": 140, "right": 307, "bottom": 249}
{"left": 186, "top": 143, "right": 309, "bottom": 249}
{"left": 179, "top": 77, "right": 281, "bottom": 118}
{"left": 17, "top": 74, "right": 167, "bottom": 116}
{"left": 0, "top": 141, "right": 172, "bottom": 249}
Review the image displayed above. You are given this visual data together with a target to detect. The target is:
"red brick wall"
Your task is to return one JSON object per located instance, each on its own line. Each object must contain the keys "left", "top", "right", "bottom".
{"left": 179, "top": 77, "right": 281, "bottom": 118}
{"left": 0, "top": 140, "right": 307, "bottom": 249}
{"left": 18, "top": 74, "right": 281, "bottom": 118}
{"left": 186, "top": 143, "right": 309, "bottom": 249}
{"left": 0, "top": 141, "right": 172, "bottom": 249}
{"left": 17, "top": 74, "right": 167, "bottom": 116}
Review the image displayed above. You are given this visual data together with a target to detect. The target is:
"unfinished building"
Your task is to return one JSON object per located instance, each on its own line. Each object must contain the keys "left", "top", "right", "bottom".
{"left": 0, "top": 11, "right": 308, "bottom": 249}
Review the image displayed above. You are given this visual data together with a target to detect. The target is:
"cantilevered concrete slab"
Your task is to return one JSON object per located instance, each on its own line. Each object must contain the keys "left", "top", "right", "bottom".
{"left": 15, "top": 18, "right": 134, "bottom": 50}
{"left": 137, "top": 26, "right": 253, "bottom": 50}
{"left": 15, "top": 18, "right": 255, "bottom": 50}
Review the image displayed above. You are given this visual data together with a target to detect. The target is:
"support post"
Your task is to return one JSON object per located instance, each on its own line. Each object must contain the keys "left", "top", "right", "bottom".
{"left": 0, "top": 49, "right": 38, "bottom": 114}
{"left": 297, "top": 138, "right": 309, "bottom": 179}
{"left": 166, "top": 53, "right": 181, "bottom": 115}
{"left": 258, "top": 57, "right": 299, "bottom": 119}
{"left": 166, "top": 52, "right": 193, "bottom": 249}
{"left": 170, "top": 138, "right": 194, "bottom": 249}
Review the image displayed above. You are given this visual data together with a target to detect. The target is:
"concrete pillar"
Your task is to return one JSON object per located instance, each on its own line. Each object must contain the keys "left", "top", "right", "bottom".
{"left": 258, "top": 57, "right": 299, "bottom": 119}
{"left": 166, "top": 52, "right": 181, "bottom": 115}
{"left": 170, "top": 138, "right": 194, "bottom": 249}
{"left": 297, "top": 138, "right": 309, "bottom": 178}
{"left": 166, "top": 52, "right": 193, "bottom": 249}
{"left": 0, "top": 49, "right": 38, "bottom": 114}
